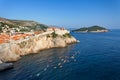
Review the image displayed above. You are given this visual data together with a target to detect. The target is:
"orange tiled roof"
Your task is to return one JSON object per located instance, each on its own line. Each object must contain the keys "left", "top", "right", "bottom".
{"left": 0, "top": 33, "right": 33, "bottom": 44}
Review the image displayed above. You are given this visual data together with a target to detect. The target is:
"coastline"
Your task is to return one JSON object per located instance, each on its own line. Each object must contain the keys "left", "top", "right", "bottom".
{"left": 73, "top": 29, "right": 109, "bottom": 33}
{"left": 0, "top": 29, "right": 78, "bottom": 71}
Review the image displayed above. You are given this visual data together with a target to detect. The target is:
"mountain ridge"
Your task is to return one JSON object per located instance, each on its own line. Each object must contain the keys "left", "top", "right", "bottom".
{"left": 0, "top": 17, "right": 48, "bottom": 32}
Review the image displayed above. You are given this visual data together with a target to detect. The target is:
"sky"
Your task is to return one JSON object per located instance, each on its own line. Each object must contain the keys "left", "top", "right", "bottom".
{"left": 0, "top": 0, "right": 120, "bottom": 29}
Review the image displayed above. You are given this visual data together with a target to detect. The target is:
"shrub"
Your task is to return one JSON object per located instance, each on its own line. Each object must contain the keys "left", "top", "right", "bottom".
{"left": 63, "top": 33, "right": 71, "bottom": 38}
{"left": 17, "top": 41, "right": 27, "bottom": 48}
{"left": 51, "top": 32, "right": 58, "bottom": 38}
{"left": 46, "top": 34, "right": 50, "bottom": 38}
{"left": 20, "top": 28, "right": 30, "bottom": 32}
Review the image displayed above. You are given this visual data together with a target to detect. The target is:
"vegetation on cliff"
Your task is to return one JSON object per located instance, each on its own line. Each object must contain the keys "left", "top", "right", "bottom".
{"left": 63, "top": 33, "right": 71, "bottom": 38}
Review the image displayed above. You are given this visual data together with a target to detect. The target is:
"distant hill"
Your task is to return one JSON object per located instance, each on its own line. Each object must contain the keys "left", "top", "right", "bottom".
{"left": 0, "top": 17, "right": 48, "bottom": 32}
{"left": 72, "top": 25, "right": 108, "bottom": 32}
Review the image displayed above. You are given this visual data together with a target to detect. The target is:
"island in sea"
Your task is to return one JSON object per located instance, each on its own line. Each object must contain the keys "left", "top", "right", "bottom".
{"left": 0, "top": 17, "right": 78, "bottom": 71}
{"left": 72, "top": 25, "right": 109, "bottom": 33}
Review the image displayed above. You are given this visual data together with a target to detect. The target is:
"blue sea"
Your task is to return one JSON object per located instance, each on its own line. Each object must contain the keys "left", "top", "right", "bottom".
{"left": 0, "top": 29, "right": 120, "bottom": 80}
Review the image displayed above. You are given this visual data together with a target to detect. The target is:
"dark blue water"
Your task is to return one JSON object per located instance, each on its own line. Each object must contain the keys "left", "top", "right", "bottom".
{"left": 0, "top": 29, "right": 120, "bottom": 80}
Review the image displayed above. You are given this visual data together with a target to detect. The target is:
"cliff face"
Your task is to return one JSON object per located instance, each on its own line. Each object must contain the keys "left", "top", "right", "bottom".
{"left": 0, "top": 30, "right": 77, "bottom": 62}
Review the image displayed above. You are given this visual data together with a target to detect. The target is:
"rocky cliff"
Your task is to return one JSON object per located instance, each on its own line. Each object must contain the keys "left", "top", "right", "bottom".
{"left": 0, "top": 30, "right": 78, "bottom": 63}
{"left": 0, "top": 17, "right": 78, "bottom": 71}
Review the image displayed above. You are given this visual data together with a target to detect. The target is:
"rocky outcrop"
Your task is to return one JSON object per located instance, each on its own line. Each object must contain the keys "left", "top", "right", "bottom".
{"left": 0, "top": 63, "right": 13, "bottom": 71}
{"left": 0, "top": 30, "right": 78, "bottom": 63}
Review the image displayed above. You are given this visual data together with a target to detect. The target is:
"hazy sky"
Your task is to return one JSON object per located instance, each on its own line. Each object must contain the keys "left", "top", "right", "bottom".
{"left": 0, "top": 0, "right": 120, "bottom": 29}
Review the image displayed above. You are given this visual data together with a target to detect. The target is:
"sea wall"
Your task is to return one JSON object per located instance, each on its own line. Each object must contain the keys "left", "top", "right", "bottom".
{"left": 0, "top": 30, "right": 78, "bottom": 63}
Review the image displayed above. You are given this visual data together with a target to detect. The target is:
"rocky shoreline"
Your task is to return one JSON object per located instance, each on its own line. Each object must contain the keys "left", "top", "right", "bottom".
{"left": 72, "top": 25, "right": 109, "bottom": 33}
{"left": 0, "top": 29, "right": 78, "bottom": 71}
{"left": 75, "top": 29, "right": 108, "bottom": 33}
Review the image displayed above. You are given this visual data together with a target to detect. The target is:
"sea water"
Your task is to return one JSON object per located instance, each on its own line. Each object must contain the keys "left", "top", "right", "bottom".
{"left": 0, "top": 29, "right": 120, "bottom": 80}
